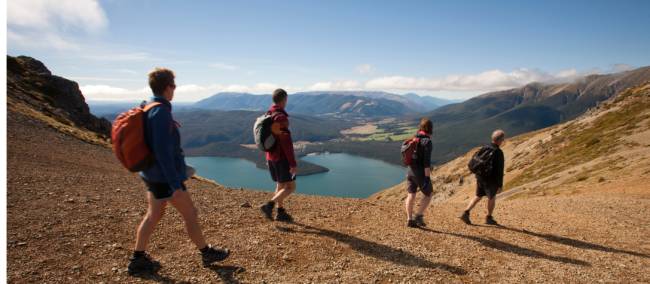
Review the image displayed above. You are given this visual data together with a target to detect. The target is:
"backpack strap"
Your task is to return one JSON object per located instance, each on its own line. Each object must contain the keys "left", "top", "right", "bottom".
{"left": 142, "top": 102, "right": 162, "bottom": 112}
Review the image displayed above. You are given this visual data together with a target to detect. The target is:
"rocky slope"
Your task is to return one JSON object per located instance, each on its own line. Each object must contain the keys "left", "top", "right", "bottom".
{"left": 7, "top": 55, "right": 111, "bottom": 145}
{"left": 373, "top": 83, "right": 650, "bottom": 203}
{"left": 422, "top": 66, "right": 650, "bottom": 164}
{"left": 7, "top": 57, "right": 650, "bottom": 283}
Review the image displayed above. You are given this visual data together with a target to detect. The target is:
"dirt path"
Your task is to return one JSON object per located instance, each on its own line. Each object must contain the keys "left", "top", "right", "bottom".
{"left": 7, "top": 112, "right": 650, "bottom": 283}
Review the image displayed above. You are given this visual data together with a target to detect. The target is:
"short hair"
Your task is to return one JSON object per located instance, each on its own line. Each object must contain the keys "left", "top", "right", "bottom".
{"left": 492, "top": 129, "right": 506, "bottom": 143}
{"left": 272, "top": 88, "right": 288, "bottom": 104}
{"left": 148, "top": 68, "right": 175, "bottom": 96}
{"left": 418, "top": 118, "right": 433, "bottom": 134}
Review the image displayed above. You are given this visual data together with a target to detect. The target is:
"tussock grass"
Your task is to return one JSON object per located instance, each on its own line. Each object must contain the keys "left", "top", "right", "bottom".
{"left": 508, "top": 84, "right": 650, "bottom": 189}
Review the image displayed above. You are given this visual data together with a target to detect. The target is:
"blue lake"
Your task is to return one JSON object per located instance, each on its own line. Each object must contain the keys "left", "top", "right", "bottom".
{"left": 186, "top": 153, "right": 406, "bottom": 198}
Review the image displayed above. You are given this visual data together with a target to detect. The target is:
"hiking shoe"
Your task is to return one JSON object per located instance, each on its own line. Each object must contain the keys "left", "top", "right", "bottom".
{"left": 275, "top": 208, "right": 293, "bottom": 223}
{"left": 459, "top": 211, "right": 471, "bottom": 225}
{"left": 260, "top": 202, "right": 274, "bottom": 220}
{"left": 485, "top": 216, "right": 499, "bottom": 226}
{"left": 201, "top": 245, "right": 230, "bottom": 266}
{"left": 127, "top": 253, "right": 161, "bottom": 275}
{"left": 414, "top": 215, "right": 427, "bottom": 227}
{"left": 407, "top": 219, "right": 420, "bottom": 228}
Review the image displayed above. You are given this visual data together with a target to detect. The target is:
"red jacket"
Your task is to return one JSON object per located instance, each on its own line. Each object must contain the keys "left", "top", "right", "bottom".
{"left": 265, "top": 105, "right": 297, "bottom": 168}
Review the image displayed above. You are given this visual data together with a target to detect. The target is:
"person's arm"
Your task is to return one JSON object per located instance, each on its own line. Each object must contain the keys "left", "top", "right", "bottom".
{"left": 423, "top": 139, "right": 433, "bottom": 177}
{"left": 149, "top": 107, "right": 182, "bottom": 190}
{"left": 495, "top": 150, "right": 505, "bottom": 188}
{"left": 275, "top": 115, "right": 297, "bottom": 169}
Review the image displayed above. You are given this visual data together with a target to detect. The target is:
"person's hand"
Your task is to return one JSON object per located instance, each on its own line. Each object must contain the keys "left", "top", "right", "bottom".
{"left": 290, "top": 167, "right": 297, "bottom": 176}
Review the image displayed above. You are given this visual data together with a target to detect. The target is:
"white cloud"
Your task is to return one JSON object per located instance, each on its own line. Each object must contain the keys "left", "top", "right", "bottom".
{"left": 309, "top": 80, "right": 360, "bottom": 91}
{"left": 8, "top": 0, "right": 108, "bottom": 50}
{"left": 81, "top": 83, "right": 293, "bottom": 102}
{"left": 356, "top": 64, "right": 374, "bottom": 75}
{"left": 82, "top": 52, "right": 158, "bottom": 62}
{"left": 209, "top": 62, "right": 239, "bottom": 70}
{"left": 365, "top": 68, "right": 594, "bottom": 93}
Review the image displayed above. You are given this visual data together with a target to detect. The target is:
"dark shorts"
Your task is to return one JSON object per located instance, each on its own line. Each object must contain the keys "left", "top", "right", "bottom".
{"left": 142, "top": 178, "right": 187, "bottom": 200}
{"left": 406, "top": 175, "right": 433, "bottom": 196}
{"left": 268, "top": 159, "right": 295, "bottom": 183}
{"left": 476, "top": 178, "right": 498, "bottom": 198}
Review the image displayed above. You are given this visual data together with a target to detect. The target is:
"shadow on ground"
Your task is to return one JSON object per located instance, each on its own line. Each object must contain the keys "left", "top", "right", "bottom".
{"left": 276, "top": 222, "right": 468, "bottom": 275}
{"left": 422, "top": 228, "right": 591, "bottom": 266}
{"left": 490, "top": 225, "right": 650, "bottom": 259}
{"left": 206, "top": 265, "right": 246, "bottom": 284}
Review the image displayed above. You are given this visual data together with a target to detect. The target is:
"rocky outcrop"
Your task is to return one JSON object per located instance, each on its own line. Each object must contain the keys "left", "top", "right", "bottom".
{"left": 7, "top": 55, "right": 111, "bottom": 137}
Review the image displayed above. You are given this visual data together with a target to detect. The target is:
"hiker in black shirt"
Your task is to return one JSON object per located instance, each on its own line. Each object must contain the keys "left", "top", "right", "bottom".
{"left": 405, "top": 118, "right": 434, "bottom": 228}
{"left": 460, "top": 129, "right": 506, "bottom": 225}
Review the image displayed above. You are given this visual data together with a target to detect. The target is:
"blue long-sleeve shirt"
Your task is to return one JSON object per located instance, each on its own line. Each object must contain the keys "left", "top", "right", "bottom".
{"left": 139, "top": 96, "right": 188, "bottom": 190}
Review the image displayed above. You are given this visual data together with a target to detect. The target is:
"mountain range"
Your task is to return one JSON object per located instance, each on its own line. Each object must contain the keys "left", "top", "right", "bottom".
{"left": 419, "top": 66, "right": 650, "bottom": 164}
{"left": 194, "top": 91, "right": 456, "bottom": 117}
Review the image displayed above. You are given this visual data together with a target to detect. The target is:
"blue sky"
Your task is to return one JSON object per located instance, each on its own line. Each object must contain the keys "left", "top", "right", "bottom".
{"left": 7, "top": 0, "right": 650, "bottom": 101}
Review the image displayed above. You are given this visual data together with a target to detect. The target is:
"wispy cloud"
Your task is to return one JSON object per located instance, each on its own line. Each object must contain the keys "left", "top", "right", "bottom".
{"left": 80, "top": 65, "right": 630, "bottom": 102}
{"left": 309, "top": 80, "right": 360, "bottom": 91}
{"left": 8, "top": 0, "right": 108, "bottom": 51}
{"left": 356, "top": 64, "right": 374, "bottom": 75}
{"left": 81, "top": 52, "right": 158, "bottom": 62}
{"left": 209, "top": 62, "right": 239, "bottom": 70}
{"left": 365, "top": 68, "right": 596, "bottom": 93}
{"left": 81, "top": 82, "right": 294, "bottom": 102}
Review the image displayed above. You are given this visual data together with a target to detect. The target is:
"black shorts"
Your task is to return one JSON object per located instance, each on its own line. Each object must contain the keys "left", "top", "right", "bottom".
{"left": 268, "top": 159, "right": 295, "bottom": 183}
{"left": 406, "top": 175, "right": 433, "bottom": 196}
{"left": 142, "top": 178, "right": 187, "bottom": 200}
{"left": 476, "top": 178, "right": 498, "bottom": 198}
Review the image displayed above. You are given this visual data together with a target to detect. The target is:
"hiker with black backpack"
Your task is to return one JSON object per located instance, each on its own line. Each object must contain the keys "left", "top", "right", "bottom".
{"left": 460, "top": 129, "right": 506, "bottom": 225}
{"left": 258, "top": 89, "right": 297, "bottom": 222}
{"left": 118, "top": 68, "right": 230, "bottom": 275}
{"left": 401, "top": 118, "right": 434, "bottom": 228}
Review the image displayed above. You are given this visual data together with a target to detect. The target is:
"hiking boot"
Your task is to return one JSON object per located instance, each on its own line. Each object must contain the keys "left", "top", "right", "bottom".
{"left": 407, "top": 219, "right": 420, "bottom": 228}
{"left": 275, "top": 207, "right": 293, "bottom": 223}
{"left": 127, "top": 252, "right": 161, "bottom": 275}
{"left": 459, "top": 211, "right": 471, "bottom": 225}
{"left": 485, "top": 215, "right": 499, "bottom": 226}
{"left": 414, "top": 214, "right": 427, "bottom": 227}
{"left": 201, "top": 245, "right": 230, "bottom": 266}
{"left": 260, "top": 201, "right": 274, "bottom": 220}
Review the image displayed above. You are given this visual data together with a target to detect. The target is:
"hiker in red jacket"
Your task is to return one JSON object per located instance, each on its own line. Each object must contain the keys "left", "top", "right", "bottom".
{"left": 260, "top": 89, "right": 298, "bottom": 222}
{"left": 404, "top": 118, "right": 434, "bottom": 228}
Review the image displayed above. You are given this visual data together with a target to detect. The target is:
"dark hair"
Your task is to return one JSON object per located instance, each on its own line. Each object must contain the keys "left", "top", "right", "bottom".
{"left": 418, "top": 118, "right": 433, "bottom": 134}
{"left": 148, "top": 68, "right": 175, "bottom": 96}
{"left": 272, "top": 88, "right": 288, "bottom": 104}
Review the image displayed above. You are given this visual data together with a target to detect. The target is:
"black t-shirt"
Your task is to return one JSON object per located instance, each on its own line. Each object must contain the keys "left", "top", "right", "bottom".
{"left": 477, "top": 143, "right": 505, "bottom": 188}
{"left": 407, "top": 133, "right": 432, "bottom": 178}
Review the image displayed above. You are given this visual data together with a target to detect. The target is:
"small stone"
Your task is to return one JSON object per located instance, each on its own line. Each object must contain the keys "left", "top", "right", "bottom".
{"left": 17, "top": 242, "right": 27, "bottom": 246}
{"left": 115, "top": 188, "right": 121, "bottom": 192}
{"left": 240, "top": 202, "right": 251, "bottom": 208}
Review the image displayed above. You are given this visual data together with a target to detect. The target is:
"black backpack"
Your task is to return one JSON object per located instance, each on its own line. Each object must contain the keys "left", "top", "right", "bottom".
{"left": 468, "top": 145, "right": 497, "bottom": 177}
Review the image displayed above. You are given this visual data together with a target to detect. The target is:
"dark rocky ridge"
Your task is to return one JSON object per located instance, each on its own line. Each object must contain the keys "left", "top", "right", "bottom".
{"left": 7, "top": 55, "right": 111, "bottom": 137}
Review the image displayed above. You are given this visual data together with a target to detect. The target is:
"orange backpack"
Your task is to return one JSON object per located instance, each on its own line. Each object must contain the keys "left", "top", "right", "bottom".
{"left": 111, "top": 102, "right": 161, "bottom": 172}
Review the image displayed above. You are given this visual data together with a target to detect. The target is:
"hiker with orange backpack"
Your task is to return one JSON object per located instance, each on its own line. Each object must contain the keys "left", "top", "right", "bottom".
{"left": 112, "top": 68, "right": 229, "bottom": 275}
{"left": 401, "top": 118, "right": 434, "bottom": 228}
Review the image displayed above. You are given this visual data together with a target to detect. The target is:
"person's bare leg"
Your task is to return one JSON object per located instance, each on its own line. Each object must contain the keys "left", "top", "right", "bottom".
{"left": 272, "top": 181, "right": 295, "bottom": 208}
{"left": 416, "top": 194, "right": 432, "bottom": 216}
{"left": 464, "top": 196, "right": 482, "bottom": 212}
{"left": 135, "top": 192, "right": 168, "bottom": 251}
{"left": 487, "top": 196, "right": 496, "bottom": 216}
{"left": 169, "top": 190, "right": 207, "bottom": 249}
{"left": 405, "top": 193, "right": 416, "bottom": 221}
